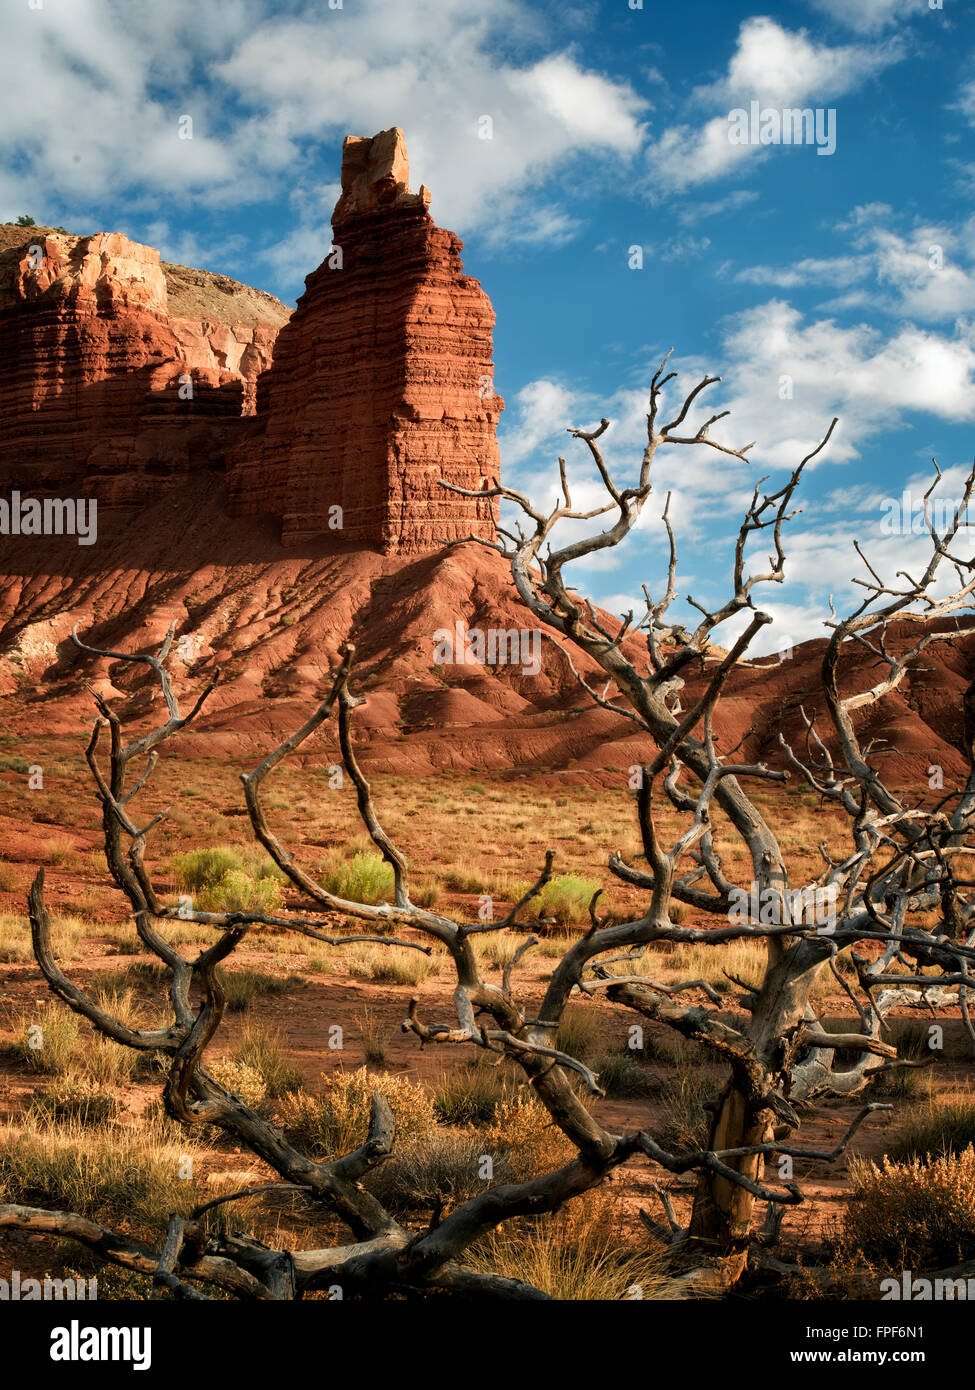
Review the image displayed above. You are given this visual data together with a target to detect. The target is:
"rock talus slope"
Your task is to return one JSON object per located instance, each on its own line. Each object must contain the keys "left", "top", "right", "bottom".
{"left": 0, "top": 476, "right": 971, "bottom": 788}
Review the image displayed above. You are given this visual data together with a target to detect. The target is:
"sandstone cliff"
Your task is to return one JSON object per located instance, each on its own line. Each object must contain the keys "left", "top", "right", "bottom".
{"left": 226, "top": 129, "right": 504, "bottom": 553}
{"left": 0, "top": 225, "right": 290, "bottom": 498}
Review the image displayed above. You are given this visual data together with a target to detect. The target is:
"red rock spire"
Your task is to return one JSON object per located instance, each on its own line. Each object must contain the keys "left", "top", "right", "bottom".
{"left": 227, "top": 128, "right": 504, "bottom": 553}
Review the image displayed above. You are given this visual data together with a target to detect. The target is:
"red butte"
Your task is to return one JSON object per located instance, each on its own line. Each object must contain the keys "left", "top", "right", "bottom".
{"left": 226, "top": 128, "right": 504, "bottom": 553}
{"left": 0, "top": 226, "right": 289, "bottom": 501}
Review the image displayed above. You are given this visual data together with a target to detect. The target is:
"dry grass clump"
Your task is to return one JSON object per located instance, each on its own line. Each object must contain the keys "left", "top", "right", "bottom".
{"left": 471, "top": 931, "right": 527, "bottom": 971}
{"left": 556, "top": 1005, "right": 602, "bottom": 1064}
{"left": 279, "top": 1067, "right": 436, "bottom": 1158}
{"left": 355, "top": 1007, "right": 388, "bottom": 1064}
{"left": 207, "top": 1026, "right": 304, "bottom": 1110}
{"left": 0, "top": 857, "right": 21, "bottom": 893}
{"left": 214, "top": 965, "right": 298, "bottom": 1013}
{"left": 207, "top": 1058, "right": 270, "bottom": 1109}
{"left": 232, "top": 1023, "right": 304, "bottom": 1097}
{"left": 888, "top": 1098, "right": 975, "bottom": 1165}
{"left": 368, "top": 1128, "right": 501, "bottom": 1210}
{"left": 442, "top": 865, "right": 487, "bottom": 894}
{"left": 7, "top": 1000, "right": 80, "bottom": 1073}
{"left": 843, "top": 1146, "right": 975, "bottom": 1269}
{"left": 82, "top": 987, "right": 148, "bottom": 1084}
{"left": 0, "top": 912, "right": 86, "bottom": 963}
{"left": 6, "top": 989, "right": 160, "bottom": 1086}
{"left": 535, "top": 930, "right": 579, "bottom": 959}
{"left": 463, "top": 1189, "right": 684, "bottom": 1300}
{"left": 433, "top": 1060, "right": 521, "bottom": 1126}
{"left": 484, "top": 1095, "right": 575, "bottom": 1180}
{"left": 368, "top": 1094, "right": 574, "bottom": 1212}
{"left": 0, "top": 911, "right": 31, "bottom": 962}
{"left": 279, "top": 1068, "right": 572, "bottom": 1216}
{"left": 668, "top": 938, "right": 767, "bottom": 991}
{"left": 344, "top": 942, "right": 441, "bottom": 985}
{"left": 593, "top": 1046, "right": 661, "bottom": 1099}
{"left": 0, "top": 1114, "right": 209, "bottom": 1234}
{"left": 28, "top": 1078, "right": 121, "bottom": 1127}
{"left": 656, "top": 1066, "right": 721, "bottom": 1152}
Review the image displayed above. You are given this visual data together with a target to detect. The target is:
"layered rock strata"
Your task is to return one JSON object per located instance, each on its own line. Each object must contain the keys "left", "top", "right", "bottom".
{"left": 226, "top": 128, "right": 504, "bottom": 553}
{"left": 0, "top": 227, "right": 290, "bottom": 498}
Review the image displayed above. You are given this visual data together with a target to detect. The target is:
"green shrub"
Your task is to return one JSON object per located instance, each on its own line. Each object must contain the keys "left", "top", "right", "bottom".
{"left": 172, "top": 846, "right": 285, "bottom": 914}
{"left": 535, "top": 875, "right": 602, "bottom": 925}
{"left": 319, "top": 851, "right": 394, "bottom": 905}
{"left": 199, "top": 869, "right": 284, "bottom": 915}
{"left": 172, "top": 846, "right": 245, "bottom": 890}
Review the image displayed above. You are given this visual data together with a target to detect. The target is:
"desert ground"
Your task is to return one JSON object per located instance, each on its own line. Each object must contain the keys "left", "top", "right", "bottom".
{"left": 2, "top": 727, "right": 971, "bottom": 1300}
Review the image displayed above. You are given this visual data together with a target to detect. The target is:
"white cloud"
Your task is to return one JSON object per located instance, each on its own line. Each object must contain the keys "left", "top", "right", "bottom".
{"left": 499, "top": 283, "right": 975, "bottom": 612}
{"left": 677, "top": 189, "right": 760, "bottom": 225}
{"left": 0, "top": 0, "right": 263, "bottom": 214}
{"left": 807, "top": 0, "right": 928, "bottom": 33}
{"left": 732, "top": 210, "right": 975, "bottom": 323}
{"left": 695, "top": 17, "right": 901, "bottom": 107}
{"left": 956, "top": 76, "right": 975, "bottom": 125}
{"left": 500, "top": 379, "right": 585, "bottom": 469}
{"left": 0, "top": 0, "right": 647, "bottom": 251}
{"left": 736, "top": 256, "right": 866, "bottom": 290}
{"left": 216, "top": 4, "right": 647, "bottom": 239}
{"left": 718, "top": 299, "right": 975, "bottom": 470}
{"left": 645, "top": 17, "right": 905, "bottom": 192}
{"left": 143, "top": 221, "right": 248, "bottom": 272}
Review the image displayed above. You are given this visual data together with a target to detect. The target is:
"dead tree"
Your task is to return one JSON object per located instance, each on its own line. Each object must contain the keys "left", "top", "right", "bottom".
{"left": 442, "top": 351, "right": 975, "bottom": 1286}
{"left": 2, "top": 355, "right": 973, "bottom": 1298}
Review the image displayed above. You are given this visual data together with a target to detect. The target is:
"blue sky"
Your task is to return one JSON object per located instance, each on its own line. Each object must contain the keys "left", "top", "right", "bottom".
{"left": 3, "top": 0, "right": 974, "bottom": 653}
